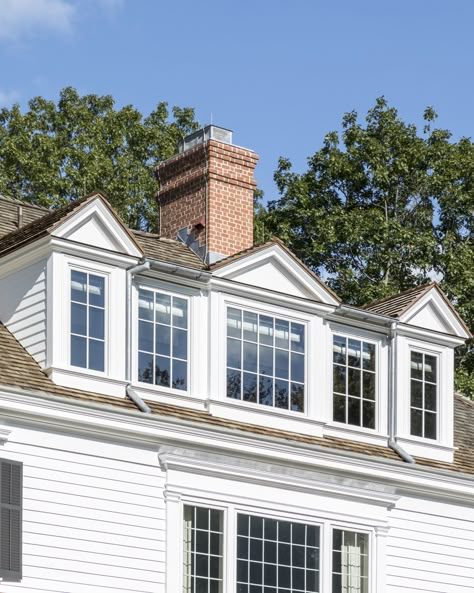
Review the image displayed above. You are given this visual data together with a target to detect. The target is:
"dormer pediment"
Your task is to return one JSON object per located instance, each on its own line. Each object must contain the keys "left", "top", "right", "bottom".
{"left": 52, "top": 195, "right": 143, "bottom": 258}
{"left": 211, "top": 242, "right": 340, "bottom": 305}
{"left": 400, "top": 286, "right": 471, "bottom": 339}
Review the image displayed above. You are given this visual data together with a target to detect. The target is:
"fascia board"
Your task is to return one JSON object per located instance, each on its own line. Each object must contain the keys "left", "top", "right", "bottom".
{"left": 396, "top": 321, "right": 466, "bottom": 347}
{"left": 49, "top": 237, "right": 140, "bottom": 267}
{"left": 0, "top": 236, "right": 51, "bottom": 277}
{"left": 51, "top": 198, "right": 143, "bottom": 258}
{"left": 213, "top": 244, "right": 340, "bottom": 306}
{"left": 0, "top": 385, "right": 474, "bottom": 502}
{"left": 400, "top": 288, "right": 470, "bottom": 339}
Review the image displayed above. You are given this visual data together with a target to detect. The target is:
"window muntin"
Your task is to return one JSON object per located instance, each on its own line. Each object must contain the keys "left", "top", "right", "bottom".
{"left": 226, "top": 307, "right": 305, "bottom": 412}
{"left": 332, "top": 529, "right": 369, "bottom": 593}
{"left": 70, "top": 270, "right": 105, "bottom": 371}
{"left": 183, "top": 505, "right": 223, "bottom": 593}
{"left": 237, "top": 514, "right": 320, "bottom": 592}
{"left": 333, "top": 335, "right": 376, "bottom": 429}
{"left": 410, "top": 351, "right": 437, "bottom": 440}
{"left": 138, "top": 289, "right": 188, "bottom": 390}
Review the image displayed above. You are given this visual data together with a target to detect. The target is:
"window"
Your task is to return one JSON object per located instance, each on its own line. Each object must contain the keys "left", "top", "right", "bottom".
{"left": 226, "top": 307, "right": 305, "bottom": 412}
{"left": 181, "top": 507, "right": 371, "bottom": 593}
{"left": 70, "top": 271, "right": 105, "bottom": 371}
{"left": 332, "top": 529, "right": 369, "bottom": 593}
{"left": 0, "top": 459, "right": 22, "bottom": 582}
{"left": 138, "top": 289, "right": 188, "bottom": 390}
{"left": 183, "top": 505, "right": 223, "bottom": 593}
{"left": 333, "top": 335, "right": 376, "bottom": 429}
{"left": 410, "top": 351, "right": 437, "bottom": 440}
{"left": 237, "top": 514, "right": 320, "bottom": 592}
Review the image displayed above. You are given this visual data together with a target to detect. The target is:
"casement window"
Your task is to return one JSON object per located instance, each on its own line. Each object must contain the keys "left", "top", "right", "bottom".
{"left": 70, "top": 271, "right": 106, "bottom": 371}
{"left": 410, "top": 351, "right": 438, "bottom": 440}
{"left": 226, "top": 307, "right": 305, "bottom": 412}
{"left": 182, "top": 505, "right": 370, "bottom": 593}
{"left": 0, "top": 459, "right": 22, "bottom": 582}
{"left": 333, "top": 335, "right": 376, "bottom": 429}
{"left": 137, "top": 289, "right": 188, "bottom": 390}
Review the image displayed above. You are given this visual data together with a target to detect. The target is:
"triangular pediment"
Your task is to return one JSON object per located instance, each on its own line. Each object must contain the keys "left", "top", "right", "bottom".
{"left": 401, "top": 287, "right": 471, "bottom": 339}
{"left": 212, "top": 243, "right": 340, "bottom": 305}
{"left": 52, "top": 195, "right": 142, "bottom": 257}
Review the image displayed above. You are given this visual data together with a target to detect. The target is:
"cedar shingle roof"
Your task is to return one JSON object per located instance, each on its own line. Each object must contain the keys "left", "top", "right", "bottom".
{"left": 132, "top": 230, "right": 205, "bottom": 270}
{"left": 0, "top": 195, "right": 50, "bottom": 238}
{"left": 1, "top": 321, "right": 473, "bottom": 477}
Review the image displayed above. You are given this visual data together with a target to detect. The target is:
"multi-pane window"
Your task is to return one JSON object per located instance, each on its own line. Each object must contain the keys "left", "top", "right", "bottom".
{"left": 410, "top": 351, "right": 437, "bottom": 440}
{"left": 138, "top": 289, "right": 188, "bottom": 390}
{"left": 332, "top": 530, "right": 369, "bottom": 593}
{"left": 226, "top": 308, "right": 305, "bottom": 412}
{"left": 237, "top": 514, "right": 320, "bottom": 593}
{"left": 70, "top": 270, "right": 105, "bottom": 371}
{"left": 183, "top": 506, "right": 223, "bottom": 593}
{"left": 333, "top": 336, "right": 376, "bottom": 429}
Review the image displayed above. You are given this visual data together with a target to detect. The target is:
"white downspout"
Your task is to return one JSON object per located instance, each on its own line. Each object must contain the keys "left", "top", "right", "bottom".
{"left": 388, "top": 320, "right": 415, "bottom": 463}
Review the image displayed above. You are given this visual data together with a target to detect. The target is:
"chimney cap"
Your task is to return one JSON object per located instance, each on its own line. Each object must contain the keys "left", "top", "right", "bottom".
{"left": 179, "top": 125, "right": 233, "bottom": 153}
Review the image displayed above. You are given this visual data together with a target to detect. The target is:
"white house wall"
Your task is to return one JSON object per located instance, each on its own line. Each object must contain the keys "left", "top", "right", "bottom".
{"left": 386, "top": 495, "right": 474, "bottom": 592}
{"left": 0, "top": 260, "right": 48, "bottom": 367}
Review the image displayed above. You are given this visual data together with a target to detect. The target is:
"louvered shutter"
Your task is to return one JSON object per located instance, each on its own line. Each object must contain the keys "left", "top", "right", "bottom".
{"left": 0, "top": 459, "right": 22, "bottom": 581}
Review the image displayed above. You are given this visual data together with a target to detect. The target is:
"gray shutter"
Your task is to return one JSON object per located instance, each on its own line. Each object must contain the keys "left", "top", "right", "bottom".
{"left": 0, "top": 459, "right": 22, "bottom": 582}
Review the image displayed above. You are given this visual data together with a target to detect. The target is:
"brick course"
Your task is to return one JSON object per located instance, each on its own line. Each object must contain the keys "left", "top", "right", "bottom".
{"left": 155, "top": 139, "right": 258, "bottom": 260}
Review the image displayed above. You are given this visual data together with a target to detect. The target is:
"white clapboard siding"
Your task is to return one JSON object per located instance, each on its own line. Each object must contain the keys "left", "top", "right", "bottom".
{"left": 387, "top": 497, "right": 474, "bottom": 593}
{"left": 1, "top": 428, "right": 167, "bottom": 593}
{"left": 0, "top": 260, "right": 47, "bottom": 366}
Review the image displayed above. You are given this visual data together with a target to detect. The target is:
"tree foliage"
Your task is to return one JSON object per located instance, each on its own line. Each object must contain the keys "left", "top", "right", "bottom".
{"left": 0, "top": 87, "right": 198, "bottom": 230}
{"left": 263, "top": 98, "right": 474, "bottom": 396}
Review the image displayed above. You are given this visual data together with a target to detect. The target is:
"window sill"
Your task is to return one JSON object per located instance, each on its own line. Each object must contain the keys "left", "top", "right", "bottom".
{"left": 132, "top": 382, "right": 206, "bottom": 411}
{"left": 46, "top": 366, "right": 126, "bottom": 397}
{"left": 323, "top": 421, "right": 388, "bottom": 447}
{"left": 395, "top": 435, "right": 455, "bottom": 463}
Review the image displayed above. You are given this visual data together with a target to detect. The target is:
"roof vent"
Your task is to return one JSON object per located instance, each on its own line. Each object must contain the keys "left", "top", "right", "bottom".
{"left": 179, "top": 125, "right": 233, "bottom": 153}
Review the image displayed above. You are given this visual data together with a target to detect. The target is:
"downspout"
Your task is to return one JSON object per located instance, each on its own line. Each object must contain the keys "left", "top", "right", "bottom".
{"left": 388, "top": 320, "right": 415, "bottom": 463}
{"left": 125, "top": 260, "right": 151, "bottom": 413}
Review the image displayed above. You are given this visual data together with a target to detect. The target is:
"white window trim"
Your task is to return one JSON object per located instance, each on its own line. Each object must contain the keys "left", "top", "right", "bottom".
{"left": 325, "top": 323, "right": 388, "bottom": 440}
{"left": 132, "top": 280, "right": 192, "bottom": 396}
{"left": 167, "top": 492, "right": 381, "bottom": 593}
{"left": 408, "top": 348, "right": 439, "bottom": 441}
{"left": 66, "top": 262, "right": 110, "bottom": 377}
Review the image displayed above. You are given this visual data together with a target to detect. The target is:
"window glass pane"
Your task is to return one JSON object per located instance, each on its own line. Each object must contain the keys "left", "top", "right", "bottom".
{"left": 291, "top": 352, "right": 304, "bottom": 384}
{"left": 155, "top": 356, "right": 170, "bottom": 387}
{"left": 348, "top": 339, "right": 361, "bottom": 368}
{"left": 259, "top": 315, "right": 274, "bottom": 346}
{"left": 155, "top": 293, "right": 171, "bottom": 325}
{"left": 71, "top": 302, "right": 87, "bottom": 336}
{"left": 348, "top": 397, "right": 361, "bottom": 426}
{"left": 410, "top": 351, "right": 438, "bottom": 439}
{"left": 89, "top": 307, "right": 104, "bottom": 340}
{"left": 173, "top": 297, "right": 188, "bottom": 329}
{"left": 259, "top": 345, "right": 273, "bottom": 376}
{"left": 411, "top": 380, "right": 422, "bottom": 408}
{"left": 227, "top": 338, "right": 242, "bottom": 369}
{"left": 424, "top": 355, "right": 437, "bottom": 383}
{"left": 333, "top": 365, "right": 346, "bottom": 394}
{"left": 362, "top": 371, "right": 375, "bottom": 400}
{"left": 71, "top": 335, "right": 87, "bottom": 368}
{"left": 173, "top": 360, "right": 187, "bottom": 391}
{"left": 333, "top": 394, "right": 346, "bottom": 423}
{"left": 258, "top": 376, "right": 273, "bottom": 406}
{"left": 139, "top": 320, "right": 153, "bottom": 353}
{"left": 291, "top": 323, "right": 305, "bottom": 353}
{"left": 362, "top": 400, "right": 375, "bottom": 429}
{"left": 173, "top": 328, "right": 188, "bottom": 360}
{"left": 275, "top": 349, "right": 289, "bottom": 379}
{"left": 275, "top": 319, "right": 289, "bottom": 349}
{"left": 291, "top": 383, "right": 305, "bottom": 412}
{"left": 88, "top": 274, "right": 105, "bottom": 308}
{"left": 425, "top": 412, "right": 437, "bottom": 440}
{"left": 347, "top": 368, "right": 361, "bottom": 397}
{"left": 243, "top": 342, "right": 258, "bottom": 373}
{"left": 227, "top": 308, "right": 242, "bottom": 338}
{"left": 71, "top": 271, "right": 87, "bottom": 303}
{"left": 411, "top": 408, "right": 423, "bottom": 436}
{"left": 155, "top": 325, "right": 171, "bottom": 357}
{"left": 138, "top": 352, "right": 153, "bottom": 383}
{"left": 243, "top": 373, "right": 257, "bottom": 402}
{"left": 332, "top": 530, "right": 369, "bottom": 593}
{"left": 425, "top": 382, "right": 437, "bottom": 411}
{"left": 88, "top": 339, "right": 104, "bottom": 372}
{"left": 242, "top": 311, "right": 257, "bottom": 342}
{"left": 362, "top": 342, "right": 375, "bottom": 371}
{"left": 275, "top": 379, "right": 289, "bottom": 409}
{"left": 138, "top": 289, "right": 154, "bottom": 321}
{"left": 411, "top": 351, "right": 423, "bottom": 379}
{"left": 333, "top": 335, "right": 346, "bottom": 364}
{"left": 227, "top": 369, "right": 241, "bottom": 399}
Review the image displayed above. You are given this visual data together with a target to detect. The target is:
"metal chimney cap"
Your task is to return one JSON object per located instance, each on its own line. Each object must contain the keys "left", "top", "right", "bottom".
{"left": 179, "top": 125, "right": 233, "bottom": 153}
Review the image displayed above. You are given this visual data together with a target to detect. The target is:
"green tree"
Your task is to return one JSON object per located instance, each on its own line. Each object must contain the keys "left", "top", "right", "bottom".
{"left": 0, "top": 87, "right": 198, "bottom": 230}
{"left": 264, "top": 98, "right": 474, "bottom": 396}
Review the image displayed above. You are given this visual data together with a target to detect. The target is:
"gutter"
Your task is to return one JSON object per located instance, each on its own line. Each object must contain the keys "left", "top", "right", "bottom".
{"left": 387, "top": 321, "right": 415, "bottom": 463}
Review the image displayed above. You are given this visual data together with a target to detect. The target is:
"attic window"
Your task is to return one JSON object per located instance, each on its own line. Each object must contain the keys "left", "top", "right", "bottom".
{"left": 410, "top": 351, "right": 437, "bottom": 440}
{"left": 226, "top": 307, "right": 305, "bottom": 412}
{"left": 70, "top": 271, "right": 105, "bottom": 372}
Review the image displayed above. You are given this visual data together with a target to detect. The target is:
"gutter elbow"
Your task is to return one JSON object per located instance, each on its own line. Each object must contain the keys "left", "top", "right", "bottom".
{"left": 388, "top": 437, "right": 416, "bottom": 464}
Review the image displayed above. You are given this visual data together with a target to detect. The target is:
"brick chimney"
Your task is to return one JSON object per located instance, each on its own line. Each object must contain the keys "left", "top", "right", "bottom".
{"left": 155, "top": 125, "right": 259, "bottom": 264}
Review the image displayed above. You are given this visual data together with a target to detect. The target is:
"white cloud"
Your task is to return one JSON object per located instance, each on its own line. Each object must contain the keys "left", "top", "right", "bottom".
{"left": 0, "top": 0, "right": 75, "bottom": 41}
{"left": 0, "top": 89, "right": 19, "bottom": 106}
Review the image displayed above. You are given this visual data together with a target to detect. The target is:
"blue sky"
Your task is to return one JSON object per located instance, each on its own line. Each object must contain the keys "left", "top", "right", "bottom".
{"left": 1, "top": 0, "right": 474, "bottom": 203}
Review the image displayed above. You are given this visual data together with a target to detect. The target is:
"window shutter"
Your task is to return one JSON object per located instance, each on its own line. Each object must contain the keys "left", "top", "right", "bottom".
{"left": 0, "top": 459, "right": 22, "bottom": 582}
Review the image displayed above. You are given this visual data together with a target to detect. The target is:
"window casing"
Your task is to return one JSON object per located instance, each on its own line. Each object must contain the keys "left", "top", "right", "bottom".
{"left": 332, "top": 335, "right": 376, "bottom": 429}
{"left": 137, "top": 289, "right": 189, "bottom": 391}
{"left": 181, "top": 506, "right": 371, "bottom": 593}
{"left": 70, "top": 270, "right": 105, "bottom": 372}
{"left": 226, "top": 307, "right": 306, "bottom": 413}
{"left": 410, "top": 351, "right": 438, "bottom": 440}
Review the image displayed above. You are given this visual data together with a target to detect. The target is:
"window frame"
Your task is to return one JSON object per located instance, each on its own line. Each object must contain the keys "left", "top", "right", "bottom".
{"left": 329, "top": 325, "right": 383, "bottom": 434}
{"left": 134, "top": 282, "right": 191, "bottom": 395}
{"left": 409, "top": 348, "right": 440, "bottom": 442}
{"left": 222, "top": 300, "right": 310, "bottom": 417}
{"left": 67, "top": 264, "right": 109, "bottom": 376}
{"left": 174, "top": 497, "right": 376, "bottom": 593}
